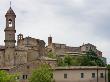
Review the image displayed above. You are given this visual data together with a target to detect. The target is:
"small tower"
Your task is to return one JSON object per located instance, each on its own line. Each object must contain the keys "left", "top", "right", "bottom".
{"left": 4, "top": 6, "right": 16, "bottom": 66}
{"left": 17, "top": 33, "right": 23, "bottom": 40}
{"left": 48, "top": 35, "right": 52, "bottom": 46}
{"left": 17, "top": 34, "right": 24, "bottom": 47}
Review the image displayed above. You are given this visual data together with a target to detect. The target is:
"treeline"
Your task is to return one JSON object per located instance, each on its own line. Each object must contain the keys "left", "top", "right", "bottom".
{"left": 48, "top": 50, "right": 106, "bottom": 67}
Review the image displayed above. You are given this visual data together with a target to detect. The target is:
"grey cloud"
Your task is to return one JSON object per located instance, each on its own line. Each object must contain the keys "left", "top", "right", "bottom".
{"left": 0, "top": 0, "right": 110, "bottom": 63}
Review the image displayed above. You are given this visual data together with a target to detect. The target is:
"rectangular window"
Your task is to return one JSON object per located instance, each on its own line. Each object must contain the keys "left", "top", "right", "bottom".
{"left": 26, "top": 75, "right": 28, "bottom": 79}
{"left": 23, "top": 75, "right": 28, "bottom": 80}
{"left": 92, "top": 73, "right": 95, "bottom": 78}
{"left": 81, "top": 73, "right": 84, "bottom": 78}
{"left": 64, "top": 73, "right": 67, "bottom": 79}
{"left": 23, "top": 75, "right": 25, "bottom": 80}
{"left": 100, "top": 73, "right": 104, "bottom": 78}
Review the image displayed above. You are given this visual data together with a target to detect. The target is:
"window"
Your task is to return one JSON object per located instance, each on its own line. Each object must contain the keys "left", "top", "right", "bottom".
{"left": 64, "top": 73, "right": 67, "bottom": 79}
{"left": 8, "top": 19, "right": 12, "bottom": 27}
{"left": 23, "top": 75, "right": 25, "bottom": 79}
{"left": 81, "top": 73, "right": 84, "bottom": 78}
{"left": 86, "top": 46, "right": 88, "bottom": 49}
{"left": 23, "top": 75, "right": 28, "bottom": 80}
{"left": 27, "top": 66, "right": 29, "bottom": 69}
{"left": 25, "top": 75, "right": 28, "bottom": 79}
{"left": 100, "top": 73, "right": 104, "bottom": 78}
{"left": 92, "top": 73, "right": 95, "bottom": 78}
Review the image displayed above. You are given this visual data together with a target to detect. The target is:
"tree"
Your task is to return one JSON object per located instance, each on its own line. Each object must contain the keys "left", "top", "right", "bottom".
{"left": 80, "top": 50, "right": 106, "bottom": 67}
{"left": 48, "top": 51, "right": 56, "bottom": 59}
{"left": 64, "top": 55, "right": 73, "bottom": 66}
{"left": 0, "top": 70, "right": 17, "bottom": 82}
{"left": 57, "top": 50, "right": 105, "bottom": 67}
{"left": 57, "top": 55, "right": 80, "bottom": 66}
{"left": 57, "top": 57, "right": 64, "bottom": 66}
{"left": 29, "top": 64, "right": 53, "bottom": 82}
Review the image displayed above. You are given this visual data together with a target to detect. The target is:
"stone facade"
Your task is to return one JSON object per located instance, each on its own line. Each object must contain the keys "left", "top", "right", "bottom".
{"left": 0, "top": 7, "right": 47, "bottom": 67}
{"left": 0, "top": 6, "right": 107, "bottom": 82}
{"left": 0, "top": 7, "right": 53, "bottom": 82}
{"left": 47, "top": 37, "right": 106, "bottom": 63}
{"left": 47, "top": 36, "right": 104, "bottom": 58}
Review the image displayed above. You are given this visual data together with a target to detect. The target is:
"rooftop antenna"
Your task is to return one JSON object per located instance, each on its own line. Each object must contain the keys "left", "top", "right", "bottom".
{"left": 10, "top": 1, "right": 11, "bottom": 8}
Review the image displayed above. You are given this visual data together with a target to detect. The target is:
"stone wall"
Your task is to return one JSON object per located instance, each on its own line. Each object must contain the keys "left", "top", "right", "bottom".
{"left": 15, "top": 50, "right": 27, "bottom": 65}
{"left": 0, "top": 50, "right": 5, "bottom": 67}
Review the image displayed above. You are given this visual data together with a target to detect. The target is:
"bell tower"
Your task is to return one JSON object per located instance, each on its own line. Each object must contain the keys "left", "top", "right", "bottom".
{"left": 4, "top": 6, "right": 16, "bottom": 66}
{"left": 48, "top": 35, "right": 52, "bottom": 46}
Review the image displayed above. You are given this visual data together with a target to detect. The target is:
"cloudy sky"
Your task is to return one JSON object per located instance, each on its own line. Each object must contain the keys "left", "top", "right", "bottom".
{"left": 0, "top": 0, "right": 110, "bottom": 63}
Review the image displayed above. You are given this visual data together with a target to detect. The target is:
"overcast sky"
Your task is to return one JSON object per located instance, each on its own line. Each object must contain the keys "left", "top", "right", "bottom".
{"left": 0, "top": 0, "right": 110, "bottom": 63}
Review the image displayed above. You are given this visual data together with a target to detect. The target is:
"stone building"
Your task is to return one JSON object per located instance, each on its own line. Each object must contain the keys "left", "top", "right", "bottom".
{"left": 47, "top": 36, "right": 106, "bottom": 64}
{"left": 0, "top": 6, "right": 56, "bottom": 82}
{"left": 0, "top": 6, "right": 108, "bottom": 82}
{"left": 0, "top": 7, "right": 46, "bottom": 68}
{"left": 47, "top": 36, "right": 102, "bottom": 57}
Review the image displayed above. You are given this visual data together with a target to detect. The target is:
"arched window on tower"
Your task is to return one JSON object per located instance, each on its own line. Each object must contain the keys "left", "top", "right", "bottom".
{"left": 8, "top": 19, "right": 12, "bottom": 27}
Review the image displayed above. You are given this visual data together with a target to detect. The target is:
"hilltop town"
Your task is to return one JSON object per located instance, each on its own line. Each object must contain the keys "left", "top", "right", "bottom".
{"left": 0, "top": 6, "right": 108, "bottom": 82}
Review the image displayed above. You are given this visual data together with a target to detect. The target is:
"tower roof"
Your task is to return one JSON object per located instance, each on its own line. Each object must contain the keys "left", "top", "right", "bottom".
{"left": 5, "top": 7, "right": 16, "bottom": 16}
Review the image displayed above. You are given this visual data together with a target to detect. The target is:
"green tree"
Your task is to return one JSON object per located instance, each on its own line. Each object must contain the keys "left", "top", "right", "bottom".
{"left": 80, "top": 50, "right": 105, "bottom": 67}
{"left": 64, "top": 55, "right": 73, "bottom": 66}
{"left": 57, "top": 50, "right": 105, "bottom": 67}
{"left": 57, "top": 57, "right": 64, "bottom": 66}
{"left": 48, "top": 52, "right": 56, "bottom": 59}
{"left": 57, "top": 55, "right": 85, "bottom": 66}
{"left": 0, "top": 70, "right": 17, "bottom": 82}
{"left": 29, "top": 64, "right": 53, "bottom": 82}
